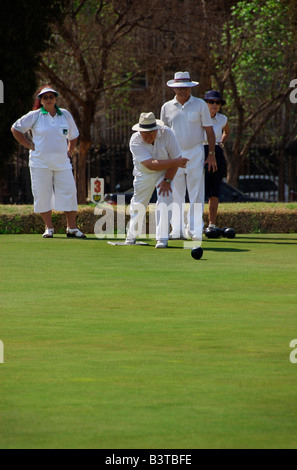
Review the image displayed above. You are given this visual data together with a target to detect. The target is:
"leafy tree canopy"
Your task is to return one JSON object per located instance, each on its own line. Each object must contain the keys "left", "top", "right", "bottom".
{"left": 214, "top": 0, "right": 295, "bottom": 108}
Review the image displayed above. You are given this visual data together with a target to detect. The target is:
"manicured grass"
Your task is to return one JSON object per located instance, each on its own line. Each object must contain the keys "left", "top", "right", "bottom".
{"left": 0, "top": 204, "right": 91, "bottom": 215}
{"left": 0, "top": 234, "right": 297, "bottom": 449}
{"left": 1, "top": 202, "right": 297, "bottom": 215}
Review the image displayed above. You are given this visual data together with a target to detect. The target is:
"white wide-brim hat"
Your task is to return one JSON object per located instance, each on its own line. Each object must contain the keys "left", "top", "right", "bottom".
{"left": 37, "top": 87, "right": 59, "bottom": 99}
{"left": 167, "top": 71, "right": 199, "bottom": 88}
{"left": 132, "top": 112, "right": 164, "bottom": 132}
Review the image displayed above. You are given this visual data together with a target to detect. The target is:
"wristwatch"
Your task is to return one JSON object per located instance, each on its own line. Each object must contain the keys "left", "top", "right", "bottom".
{"left": 164, "top": 178, "right": 172, "bottom": 184}
{"left": 209, "top": 151, "right": 215, "bottom": 155}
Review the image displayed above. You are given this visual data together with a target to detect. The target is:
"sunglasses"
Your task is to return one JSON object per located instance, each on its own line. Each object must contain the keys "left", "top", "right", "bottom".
{"left": 206, "top": 100, "right": 222, "bottom": 105}
{"left": 41, "top": 94, "right": 55, "bottom": 100}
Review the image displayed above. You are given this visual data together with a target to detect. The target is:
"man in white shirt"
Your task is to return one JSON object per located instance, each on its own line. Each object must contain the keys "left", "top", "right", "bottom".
{"left": 160, "top": 71, "right": 216, "bottom": 240}
{"left": 125, "top": 112, "right": 189, "bottom": 248}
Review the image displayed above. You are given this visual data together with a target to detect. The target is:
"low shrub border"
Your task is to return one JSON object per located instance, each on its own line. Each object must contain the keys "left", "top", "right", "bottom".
{"left": 0, "top": 203, "right": 297, "bottom": 234}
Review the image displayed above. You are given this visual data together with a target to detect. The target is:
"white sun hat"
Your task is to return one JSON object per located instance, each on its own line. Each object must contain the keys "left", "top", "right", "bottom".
{"left": 132, "top": 112, "right": 164, "bottom": 132}
{"left": 167, "top": 71, "right": 199, "bottom": 88}
{"left": 37, "top": 87, "right": 59, "bottom": 99}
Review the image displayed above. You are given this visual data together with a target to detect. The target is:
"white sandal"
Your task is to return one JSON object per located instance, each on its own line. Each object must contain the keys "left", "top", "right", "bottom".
{"left": 42, "top": 228, "right": 54, "bottom": 238}
{"left": 66, "top": 228, "right": 86, "bottom": 239}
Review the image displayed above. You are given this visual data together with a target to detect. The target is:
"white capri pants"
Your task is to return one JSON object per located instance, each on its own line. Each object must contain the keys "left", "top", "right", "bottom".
{"left": 30, "top": 167, "right": 78, "bottom": 213}
{"left": 127, "top": 172, "right": 172, "bottom": 241}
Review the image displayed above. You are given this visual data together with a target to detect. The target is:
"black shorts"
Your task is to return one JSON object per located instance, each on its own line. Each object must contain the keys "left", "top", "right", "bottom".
{"left": 204, "top": 145, "right": 227, "bottom": 199}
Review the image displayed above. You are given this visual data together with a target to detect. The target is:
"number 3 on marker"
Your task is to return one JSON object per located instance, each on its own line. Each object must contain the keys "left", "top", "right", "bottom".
{"left": 94, "top": 180, "right": 101, "bottom": 193}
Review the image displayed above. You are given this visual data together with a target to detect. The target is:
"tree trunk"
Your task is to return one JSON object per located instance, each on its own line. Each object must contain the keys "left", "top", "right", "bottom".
{"left": 77, "top": 138, "right": 91, "bottom": 204}
{"left": 224, "top": 149, "right": 240, "bottom": 188}
{"left": 278, "top": 147, "right": 285, "bottom": 202}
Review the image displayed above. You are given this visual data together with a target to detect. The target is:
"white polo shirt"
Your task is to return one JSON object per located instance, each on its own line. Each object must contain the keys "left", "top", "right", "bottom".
{"left": 203, "top": 112, "right": 228, "bottom": 144}
{"left": 130, "top": 126, "right": 181, "bottom": 177}
{"left": 160, "top": 95, "right": 213, "bottom": 150}
{"left": 12, "top": 106, "right": 79, "bottom": 171}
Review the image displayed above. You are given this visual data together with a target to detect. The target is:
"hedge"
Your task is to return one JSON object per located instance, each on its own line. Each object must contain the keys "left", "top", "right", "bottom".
{"left": 1, "top": 203, "right": 297, "bottom": 235}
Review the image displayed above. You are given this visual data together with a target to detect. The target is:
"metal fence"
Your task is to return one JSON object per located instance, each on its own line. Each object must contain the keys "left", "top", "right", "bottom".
{"left": 2, "top": 147, "right": 33, "bottom": 204}
{"left": 3, "top": 144, "right": 297, "bottom": 204}
{"left": 3, "top": 107, "right": 297, "bottom": 204}
{"left": 240, "top": 146, "right": 297, "bottom": 202}
{"left": 2, "top": 142, "right": 133, "bottom": 205}
{"left": 87, "top": 142, "right": 133, "bottom": 196}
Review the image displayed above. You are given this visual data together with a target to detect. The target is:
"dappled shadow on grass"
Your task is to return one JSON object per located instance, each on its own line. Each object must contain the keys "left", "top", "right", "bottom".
{"left": 72, "top": 237, "right": 249, "bottom": 252}
{"left": 202, "top": 246, "right": 250, "bottom": 253}
{"left": 51, "top": 234, "right": 297, "bottom": 248}
{"left": 228, "top": 236, "right": 297, "bottom": 245}
{"left": 163, "top": 244, "right": 250, "bottom": 253}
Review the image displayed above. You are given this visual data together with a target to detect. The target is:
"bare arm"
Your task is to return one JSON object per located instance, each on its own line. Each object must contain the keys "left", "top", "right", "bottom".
{"left": 220, "top": 122, "right": 230, "bottom": 146}
{"left": 142, "top": 157, "right": 188, "bottom": 196}
{"left": 11, "top": 127, "right": 34, "bottom": 150}
{"left": 204, "top": 126, "right": 216, "bottom": 172}
{"left": 156, "top": 166, "right": 180, "bottom": 197}
{"left": 141, "top": 156, "right": 188, "bottom": 172}
{"left": 67, "top": 137, "right": 78, "bottom": 159}
{"left": 204, "top": 126, "right": 216, "bottom": 152}
{"left": 164, "top": 166, "right": 178, "bottom": 181}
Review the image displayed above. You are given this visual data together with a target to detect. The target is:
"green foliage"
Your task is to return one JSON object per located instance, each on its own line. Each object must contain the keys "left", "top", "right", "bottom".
{"left": 238, "top": 1, "right": 291, "bottom": 92}
{"left": 0, "top": 0, "right": 66, "bottom": 167}
{"left": 281, "top": 0, "right": 297, "bottom": 41}
{"left": 213, "top": 0, "right": 295, "bottom": 110}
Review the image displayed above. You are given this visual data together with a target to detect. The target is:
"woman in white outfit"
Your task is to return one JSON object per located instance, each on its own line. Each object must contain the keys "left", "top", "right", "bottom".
{"left": 203, "top": 90, "right": 230, "bottom": 230}
{"left": 11, "top": 85, "right": 86, "bottom": 238}
{"left": 125, "top": 112, "right": 189, "bottom": 248}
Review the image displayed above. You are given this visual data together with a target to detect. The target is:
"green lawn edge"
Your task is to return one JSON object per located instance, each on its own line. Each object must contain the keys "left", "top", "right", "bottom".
{"left": 0, "top": 203, "right": 297, "bottom": 234}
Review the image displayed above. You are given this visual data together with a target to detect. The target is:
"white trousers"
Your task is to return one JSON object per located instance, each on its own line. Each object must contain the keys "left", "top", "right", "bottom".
{"left": 127, "top": 172, "right": 172, "bottom": 241}
{"left": 30, "top": 167, "right": 78, "bottom": 213}
{"left": 171, "top": 144, "right": 205, "bottom": 238}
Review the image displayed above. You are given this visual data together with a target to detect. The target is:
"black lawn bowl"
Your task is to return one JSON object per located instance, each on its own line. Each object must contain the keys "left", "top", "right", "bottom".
{"left": 191, "top": 247, "right": 203, "bottom": 260}
{"left": 222, "top": 227, "right": 236, "bottom": 239}
{"left": 205, "top": 227, "right": 236, "bottom": 239}
{"left": 205, "top": 227, "right": 222, "bottom": 239}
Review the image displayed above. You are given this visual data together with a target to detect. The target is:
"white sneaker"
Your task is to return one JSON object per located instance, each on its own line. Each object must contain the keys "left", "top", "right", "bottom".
{"left": 155, "top": 240, "right": 168, "bottom": 249}
{"left": 125, "top": 238, "right": 136, "bottom": 245}
{"left": 66, "top": 228, "right": 86, "bottom": 238}
{"left": 42, "top": 228, "right": 54, "bottom": 238}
